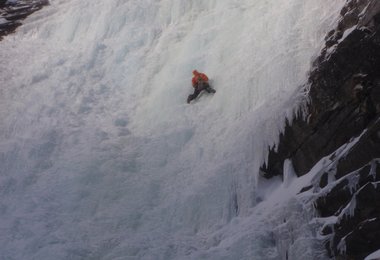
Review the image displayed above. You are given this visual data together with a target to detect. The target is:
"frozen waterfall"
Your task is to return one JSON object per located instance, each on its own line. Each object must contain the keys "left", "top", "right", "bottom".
{"left": 0, "top": 0, "right": 345, "bottom": 259}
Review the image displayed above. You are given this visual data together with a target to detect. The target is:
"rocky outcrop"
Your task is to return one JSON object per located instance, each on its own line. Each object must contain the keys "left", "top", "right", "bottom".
{"left": 261, "top": 0, "right": 380, "bottom": 258}
{"left": 316, "top": 159, "right": 380, "bottom": 259}
{"left": 0, "top": 0, "right": 48, "bottom": 40}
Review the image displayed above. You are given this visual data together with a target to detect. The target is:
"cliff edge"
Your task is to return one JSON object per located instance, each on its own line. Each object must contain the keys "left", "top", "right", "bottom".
{"left": 262, "top": 0, "right": 380, "bottom": 259}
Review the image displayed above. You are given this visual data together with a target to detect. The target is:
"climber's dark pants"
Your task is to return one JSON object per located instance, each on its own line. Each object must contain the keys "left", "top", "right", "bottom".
{"left": 187, "top": 82, "right": 216, "bottom": 103}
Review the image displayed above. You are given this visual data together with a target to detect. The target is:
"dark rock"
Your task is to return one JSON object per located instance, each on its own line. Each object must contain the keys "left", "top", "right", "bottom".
{"left": 0, "top": 0, "right": 49, "bottom": 40}
{"left": 260, "top": 0, "right": 380, "bottom": 258}
{"left": 262, "top": 0, "right": 380, "bottom": 178}
{"left": 335, "top": 120, "right": 380, "bottom": 179}
{"left": 298, "top": 185, "right": 313, "bottom": 194}
{"left": 316, "top": 178, "right": 351, "bottom": 218}
{"left": 319, "top": 172, "right": 328, "bottom": 189}
{"left": 332, "top": 183, "right": 380, "bottom": 259}
{"left": 343, "top": 218, "right": 380, "bottom": 259}
{"left": 321, "top": 224, "right": 333, "bottom": 236}
{"left": 0, "top": 0, "right": 6, "bottom": 8}
{"left": 315, "top": 161, "right": 380, "bottom": 259}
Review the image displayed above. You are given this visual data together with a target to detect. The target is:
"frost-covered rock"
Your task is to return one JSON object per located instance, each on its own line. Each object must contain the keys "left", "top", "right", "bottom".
{"left": 262, "top": 0, "right": 380, "bottom": 258}
{"left": 315, "top": 160, "right": 380, "bottom": 259}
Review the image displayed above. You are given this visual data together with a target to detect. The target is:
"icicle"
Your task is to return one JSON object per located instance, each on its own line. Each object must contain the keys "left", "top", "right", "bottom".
{"left": 346, "top": 174, "right": 360, "bottom": 194}
{"left": 283, "top": 159, "right": 296, "bottom": 187}
{"left": 337, "top": 236, "right": 347, "bottom": 254}
{"left": 370, "top": 160, "right": 377, "bottom": 180}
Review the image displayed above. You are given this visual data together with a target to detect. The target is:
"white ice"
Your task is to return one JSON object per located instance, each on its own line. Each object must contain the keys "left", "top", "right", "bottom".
{"left": 0, "top": 0, "right": 344, "bottom": 259}
{"left": 365, "top": 249, "right": 380, "bottom": 260}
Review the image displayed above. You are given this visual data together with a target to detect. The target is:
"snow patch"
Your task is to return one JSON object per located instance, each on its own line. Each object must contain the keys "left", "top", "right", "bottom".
{"left": 0, "top": 18, "right": 9, "bottom": 24}
{"left": 339, "top": 25, "right": 357, "bottom": 43}
{"left": 365, "top": 249, "right": 380, "bottom": 260}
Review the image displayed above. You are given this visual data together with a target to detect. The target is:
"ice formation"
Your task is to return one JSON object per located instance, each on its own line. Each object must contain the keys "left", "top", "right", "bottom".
{"left": 0, "top": 0, "right": 345, "bottom": 259}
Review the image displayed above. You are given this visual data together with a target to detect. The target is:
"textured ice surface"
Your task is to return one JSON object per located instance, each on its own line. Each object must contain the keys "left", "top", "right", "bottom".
{"left": 0, "top": 0, "right": 344, "bottom": 259}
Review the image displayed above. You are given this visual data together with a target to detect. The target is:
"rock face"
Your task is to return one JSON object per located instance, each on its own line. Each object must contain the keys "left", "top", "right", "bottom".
{"left": 261, "top": 0, "right": 380, "bottom": 259}
{"left": 316, "top": 160, "right": 380, "bottom": 259}
{"left": 0, "top": 0, "right": 48, "bottom": 40}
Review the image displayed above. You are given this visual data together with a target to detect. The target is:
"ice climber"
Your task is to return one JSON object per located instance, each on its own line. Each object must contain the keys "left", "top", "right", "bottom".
{"left": 187, "top": 70, "right": 216, "bottom": 104}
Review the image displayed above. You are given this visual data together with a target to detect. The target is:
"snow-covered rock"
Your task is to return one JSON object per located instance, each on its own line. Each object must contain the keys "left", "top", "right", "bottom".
{"left": 262, "top": 0, "right": 380, "bottom": 258}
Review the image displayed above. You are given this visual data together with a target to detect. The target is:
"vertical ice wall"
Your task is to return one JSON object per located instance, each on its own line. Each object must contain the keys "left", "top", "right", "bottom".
{"left": 0, "top": 0, "right": 344, "bottom": 259}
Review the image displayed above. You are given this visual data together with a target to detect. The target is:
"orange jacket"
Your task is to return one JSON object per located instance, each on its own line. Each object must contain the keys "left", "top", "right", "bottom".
{"left": 192, "top": 71, "right": 209, "bottom": 87}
